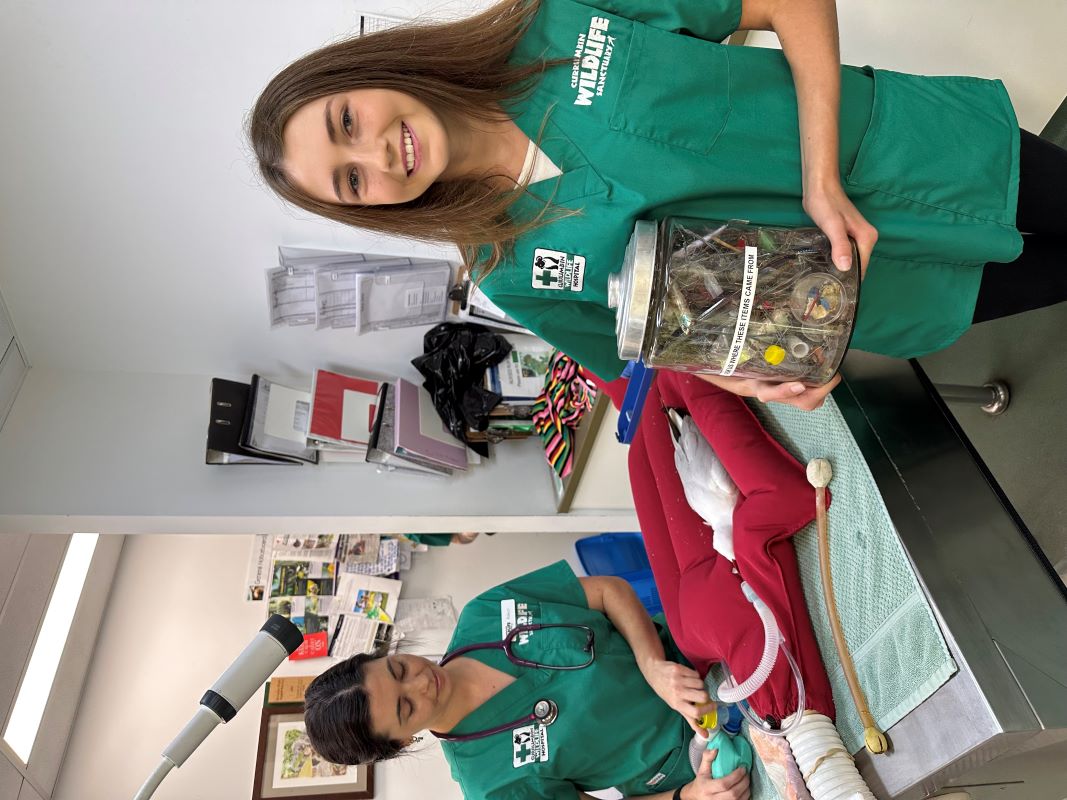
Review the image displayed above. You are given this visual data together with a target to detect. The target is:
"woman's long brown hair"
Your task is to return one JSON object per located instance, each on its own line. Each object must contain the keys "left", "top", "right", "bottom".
{"left": 250, "top": 0, "right": 561, "bottom": 273}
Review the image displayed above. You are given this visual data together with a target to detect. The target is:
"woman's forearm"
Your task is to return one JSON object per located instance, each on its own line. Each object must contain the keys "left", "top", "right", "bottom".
{"left": 774, "top": 0, "right": 843, "bottom": 191}
{"left": 741, "top": 0, "right": 876, "bottom": 273}
{"left": 578, "top": 576, "right": 665, "bottom": 672}
{"left": 742, "top": 0, "right": 843, "bottom": 192}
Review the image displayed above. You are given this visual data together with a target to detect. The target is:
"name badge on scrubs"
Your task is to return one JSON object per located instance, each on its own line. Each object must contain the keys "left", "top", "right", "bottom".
{"left": 512, "top": 724, "right": 551, "bottom": 768}
{"left": 501, "top": 599, "right": 533, "bottom": 644}
{"left": 531, "top": 248, "right": 586, "bottom": 292}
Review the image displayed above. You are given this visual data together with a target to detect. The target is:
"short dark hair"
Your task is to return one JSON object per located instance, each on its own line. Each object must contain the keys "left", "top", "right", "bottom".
{"left": 303, "top": 652, "right": 405, "bottom": 765}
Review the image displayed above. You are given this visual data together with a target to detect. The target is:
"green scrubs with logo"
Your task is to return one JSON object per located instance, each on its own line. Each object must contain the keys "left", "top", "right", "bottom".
{"left": 477, "top": 0, "right": 1022, "bottom": 379}
{"left": 439, "top": 560, "right": 694, "bottom": 799}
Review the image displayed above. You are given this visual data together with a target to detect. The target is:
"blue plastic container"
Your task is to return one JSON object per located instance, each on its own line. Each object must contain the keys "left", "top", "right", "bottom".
{"left": 575, "top": 532, "right": 664, "bottom": 616}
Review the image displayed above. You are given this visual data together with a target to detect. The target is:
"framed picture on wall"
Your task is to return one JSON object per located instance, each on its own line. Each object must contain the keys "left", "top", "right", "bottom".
{"left": 253, "top": 704, "right": 375, "bottom": 800}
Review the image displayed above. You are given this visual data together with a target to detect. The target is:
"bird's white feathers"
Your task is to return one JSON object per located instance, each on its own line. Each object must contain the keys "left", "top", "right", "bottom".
{"left": 667, "top": 409, "right": 740, "bottom": 562}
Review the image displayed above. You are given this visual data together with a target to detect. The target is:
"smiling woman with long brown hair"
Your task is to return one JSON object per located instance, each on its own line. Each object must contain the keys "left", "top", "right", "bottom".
{"left": 250, "top": 0, "right": 1067, "bottom": 411}
{"left": 250, "top": 1, "right": 553, "bottom": 268}
{"left": 249, "top": 5, "right": 1067, "bottom": 796}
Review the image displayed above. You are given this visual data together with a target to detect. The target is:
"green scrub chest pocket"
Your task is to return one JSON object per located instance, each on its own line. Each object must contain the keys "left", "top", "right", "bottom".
{"left": 613, "top": 737, "right": 695, "bottom": 797}
{"left": 846, "top": 67, "right": 1019, "bottom": 225}
{"left": 609, "top": 23, "right": 732, "bottom": 155}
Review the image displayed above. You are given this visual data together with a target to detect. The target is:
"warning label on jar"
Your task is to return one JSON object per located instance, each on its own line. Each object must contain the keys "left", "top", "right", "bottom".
{"left": 720, "top": 246, "right": 759, "bottom": 376}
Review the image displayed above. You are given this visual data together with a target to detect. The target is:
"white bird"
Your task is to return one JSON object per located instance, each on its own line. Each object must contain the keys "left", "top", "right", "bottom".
{"left": 666, "top": 408, "right": 740, "bottom": 562}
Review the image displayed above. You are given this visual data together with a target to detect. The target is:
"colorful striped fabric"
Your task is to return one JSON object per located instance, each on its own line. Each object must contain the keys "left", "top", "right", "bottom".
{"left": 532, "top": 351, "right": 598, "bottom": 478}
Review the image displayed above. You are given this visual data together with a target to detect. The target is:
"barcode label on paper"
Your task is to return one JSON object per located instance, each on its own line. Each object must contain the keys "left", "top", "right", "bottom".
{"left": 293, "top": 401, "right": 310, "bottom": 433}
{"left": 404, "top": 287, "right": 424, "bottom": 309}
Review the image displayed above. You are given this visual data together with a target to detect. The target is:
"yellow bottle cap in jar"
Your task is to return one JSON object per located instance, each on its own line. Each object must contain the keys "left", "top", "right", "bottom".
{"left": 764, "top": 345, "right": 786, "bottom": 365}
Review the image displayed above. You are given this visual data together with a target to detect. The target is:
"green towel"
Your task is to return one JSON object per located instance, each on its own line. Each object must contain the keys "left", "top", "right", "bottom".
{"left": 709, "top": 396, "right": 958, "bottom": 800}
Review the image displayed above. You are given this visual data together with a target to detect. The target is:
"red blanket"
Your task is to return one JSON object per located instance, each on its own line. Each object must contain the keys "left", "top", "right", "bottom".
{"left": 598, "top": 371, "right": 834, "bottom": 721}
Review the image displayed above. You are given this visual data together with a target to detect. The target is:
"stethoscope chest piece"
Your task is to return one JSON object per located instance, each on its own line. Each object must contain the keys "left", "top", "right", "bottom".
{"left": 533, "top": 699, "right": 559, "bottom": 726}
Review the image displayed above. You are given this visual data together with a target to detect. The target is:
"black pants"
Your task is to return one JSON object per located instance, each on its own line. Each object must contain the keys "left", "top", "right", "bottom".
{"left": 971, "top": 129, "right": 1067, "bottom": 323}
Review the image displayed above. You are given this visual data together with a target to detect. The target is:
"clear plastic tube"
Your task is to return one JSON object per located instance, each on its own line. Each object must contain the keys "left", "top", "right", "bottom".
{"left": 688, "top": 728, "right": 711, "bottom": 774}
{"left": 732, "top": 641, "right": 806, "bottom": 738}
{"left": 717, "top": 583, "right": 782, "bottom": 704}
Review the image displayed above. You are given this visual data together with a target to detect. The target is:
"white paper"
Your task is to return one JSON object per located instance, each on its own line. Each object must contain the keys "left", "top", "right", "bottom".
{"left": 263, "top": 383, "right": 312, "bottom": 444}
{"left": 460, "top": 281, "right": 533, "bottom": 333}
{"left": 395, "top": 539, "right": 412, "bottom": 571}
{"left": 394, "top": 597, "right": 458, "bottom": 656}
{"left": 337, "top": 534, "right": 381, "bottom": 565}
{"left": 329, "top": 613, "right": 395, "bottom": 658}
{"left": 358, "top": 13, "right": 406, "bottom": 35}
{"left": 279, "top": 246, "right": 367, "bottom": 269}
{"left": 315, "top": 267, "right": 360, "bottom": 329}
{"left": 341, "top": 388, "right": 376, "bottom": 441}
{"left": 468, "top": 282, "right": 510, "bottom": 320}
{"left": 344, "top": 537, "right": 399, "bottom": 575}
{"left": 395, "top": 597, "right": 458, "bottom": 634}
{"left": 356, "top": 263, "right": 450, "bottom": 333}
{"left": 314, "top": 258, "right": 413, "bottom": 330}
{"left": 328, "top": 573, "right": 403, "bottom": 658}
{"left": 272, "top": 534, "right": 339, "bottom": 562}
{"left": 244, "top": 535, "right": 271, "bottom": 602}
{"left": 267, "top": 266, "right": 316, "bottom": 328}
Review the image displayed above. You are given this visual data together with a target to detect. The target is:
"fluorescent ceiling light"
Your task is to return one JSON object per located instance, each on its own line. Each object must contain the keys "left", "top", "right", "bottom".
{"left": 3, "top": 533, "right": 99, "bottom": 763}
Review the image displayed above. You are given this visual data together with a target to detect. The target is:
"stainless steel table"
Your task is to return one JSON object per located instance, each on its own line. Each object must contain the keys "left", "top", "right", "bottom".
{"left": 835, "top": 352, "right": 1067, "bottom": 799}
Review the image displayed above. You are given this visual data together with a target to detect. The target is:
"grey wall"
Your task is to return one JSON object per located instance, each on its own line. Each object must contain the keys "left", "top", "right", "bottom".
{"left": 0, "top": 0, "right": 576, "bottom": 529}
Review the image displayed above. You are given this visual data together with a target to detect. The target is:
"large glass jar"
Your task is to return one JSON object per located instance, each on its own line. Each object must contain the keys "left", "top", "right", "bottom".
{"left": 608, "top": 218, "right": 860, "bottom": 385}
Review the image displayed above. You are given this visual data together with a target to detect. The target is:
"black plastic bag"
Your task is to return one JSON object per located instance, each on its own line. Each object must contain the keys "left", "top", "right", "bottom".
{"left": 411, "top": 323, "right": 513, "bottom": 457}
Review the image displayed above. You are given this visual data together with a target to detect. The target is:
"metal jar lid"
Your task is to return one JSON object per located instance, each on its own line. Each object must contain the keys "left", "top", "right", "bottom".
{"left": 607, "top": 220, "right": 659, "bottom": 361}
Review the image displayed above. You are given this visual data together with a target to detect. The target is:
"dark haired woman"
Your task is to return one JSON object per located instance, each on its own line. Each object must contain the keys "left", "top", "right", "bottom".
{"left": 251, "top": 0, "right": 1067, "bottom": 411}
{"left": 304, "top": 561, "right": 754, "bottom": 800}
{"left": 300, "top": 368, "right": 872, "bottom": 800}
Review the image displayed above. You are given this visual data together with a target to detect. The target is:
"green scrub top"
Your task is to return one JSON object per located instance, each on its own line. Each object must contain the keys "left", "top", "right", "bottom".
{"left": 477, "top": 0, "right": 1022, "bottom": 379}
{"left": 439, "top": 561, "right": 694, "bottom": 799}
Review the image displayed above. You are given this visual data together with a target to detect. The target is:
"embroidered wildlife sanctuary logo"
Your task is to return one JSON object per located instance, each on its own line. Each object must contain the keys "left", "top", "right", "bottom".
{"left": 532, "top": 248, "right": 586, "bottom": 292}
{"left": 571, "top": 16, "right": 616, "bottom": 106}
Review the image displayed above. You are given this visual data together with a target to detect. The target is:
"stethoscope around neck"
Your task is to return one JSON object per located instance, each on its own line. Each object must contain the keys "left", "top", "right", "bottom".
{"left": 430, "top": 623, "right": 595, "bottom": 742}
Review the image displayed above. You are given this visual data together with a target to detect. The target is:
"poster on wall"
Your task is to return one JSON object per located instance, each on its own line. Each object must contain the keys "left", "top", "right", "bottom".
{"left": 246, "top": 535, "right": 272, "bottom": 602}
{"left": 327, "top": 574, "right": 402, "bottom": 659}
{"left": 272, "top": 535, "right": 341, "bottom": 562}
{"left": 268, "top": 560, "right": 337, "bottom": 635}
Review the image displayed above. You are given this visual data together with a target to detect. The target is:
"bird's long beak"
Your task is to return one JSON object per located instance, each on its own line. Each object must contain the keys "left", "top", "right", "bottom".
{"left": 665, "top": 407, "right": 685, "bottom": 442}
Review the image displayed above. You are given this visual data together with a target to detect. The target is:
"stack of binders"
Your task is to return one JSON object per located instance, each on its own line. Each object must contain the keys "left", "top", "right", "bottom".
{"left": 205, "top": 376, "right": 319, "bottom": 465}
{"left": 366, "top": 379, "right": 469, "bottom": 476}
{"left": 305, "top": 369, "right": 383, "bottom": 463}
